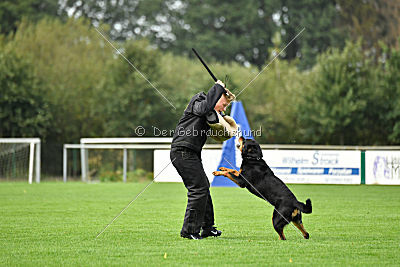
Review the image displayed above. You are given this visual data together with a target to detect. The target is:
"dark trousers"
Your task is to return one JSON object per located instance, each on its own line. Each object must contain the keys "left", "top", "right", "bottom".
{"left": 170, "top": 147, "right": 215, "bottom": 234}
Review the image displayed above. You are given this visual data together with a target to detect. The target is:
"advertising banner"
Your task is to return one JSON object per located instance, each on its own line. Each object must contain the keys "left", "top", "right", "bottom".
{"left": 262, "top": 150, "right": 361, "bottom": 184}
{"left": 155, "top": 149, "right": 361, "bottom": 184}
{"left": 365, "top": 151, "right": 400, "bottom": 185}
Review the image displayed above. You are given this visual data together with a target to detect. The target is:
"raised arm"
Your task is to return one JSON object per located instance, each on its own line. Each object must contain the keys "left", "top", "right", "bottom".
{"left": 192, "top": 81, "right": 226, "bottom": 116}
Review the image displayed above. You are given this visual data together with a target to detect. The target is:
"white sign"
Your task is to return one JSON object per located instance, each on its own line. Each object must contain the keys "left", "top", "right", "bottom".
{"left": 155, "top": 149, "right": 361, "bottom": 185}
{"left": 154, "top": 150, "right": 222, "bottom": 183}
{"left": 365, "top": 151, "right": 400, "bottom": 185}
{"left": 262, "top": 150, "right": 361, "bottom": 184}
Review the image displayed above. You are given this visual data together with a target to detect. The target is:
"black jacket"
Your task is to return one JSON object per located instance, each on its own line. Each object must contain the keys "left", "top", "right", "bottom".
{"left": 171, "top": 84, "right": 226, "bottom": 153}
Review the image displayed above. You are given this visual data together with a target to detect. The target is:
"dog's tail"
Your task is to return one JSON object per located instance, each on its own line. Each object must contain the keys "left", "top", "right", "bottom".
{"left": 296, "top": 199, "right": 312, "bottom": 214}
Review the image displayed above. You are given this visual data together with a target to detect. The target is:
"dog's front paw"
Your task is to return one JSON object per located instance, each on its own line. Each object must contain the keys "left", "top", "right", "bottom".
{"left": 219, "top": 167, "right": 229, "bottom": 171}
{"left": 213, "top": 171, "right": 222, "bottom": 176}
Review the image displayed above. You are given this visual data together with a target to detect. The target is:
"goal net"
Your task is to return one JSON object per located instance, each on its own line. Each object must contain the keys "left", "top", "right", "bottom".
{"left": 0, "top": 138, "right": 41, "bottom": 183}
{"left": 63, "top": 138, "right": 223, "bottom": 183}
{"left": 63, "top": 138, "right": 172, "bottom": 182}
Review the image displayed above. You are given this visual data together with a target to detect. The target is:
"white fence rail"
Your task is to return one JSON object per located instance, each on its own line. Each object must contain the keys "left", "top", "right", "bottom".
{"left": 64, "top": 138, "right": 191, "bottom": 182}
{"left": 63, "top": 138, "right": 400, "bottom": 184}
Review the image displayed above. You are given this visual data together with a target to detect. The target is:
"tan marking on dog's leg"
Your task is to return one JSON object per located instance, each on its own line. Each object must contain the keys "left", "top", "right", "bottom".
{"left": 219, "top": 167, "right": 236, "bottom": 172}
{"left": 225, "top": 173, "right": 242, "bottom": 187}
{"left": 292, "top": 221, "right": 309, "bottom": 239}
{"left": 214, "top": 170, "right": 243, "bottom": 187}
{"left": 231, "top": 169, "right": 241, "bottom": 176}
{"left": 219, "top": 167, "right": 242, "bottom": 176}
{"left": 279, "top": 231, "right": 286, "bottom": 240}
{"left": 212, "top": 171, "right": 222, "bottom": 176}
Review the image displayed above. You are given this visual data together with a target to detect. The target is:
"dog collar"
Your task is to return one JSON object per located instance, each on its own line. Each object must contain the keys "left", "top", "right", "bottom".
{"left": 243, "top": 156, "right": 262, "bottom": 161}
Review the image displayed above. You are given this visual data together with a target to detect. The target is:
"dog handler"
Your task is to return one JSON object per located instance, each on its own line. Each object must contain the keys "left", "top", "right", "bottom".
{"left": 170, "top": 80, "right": 235, "bottom": 239}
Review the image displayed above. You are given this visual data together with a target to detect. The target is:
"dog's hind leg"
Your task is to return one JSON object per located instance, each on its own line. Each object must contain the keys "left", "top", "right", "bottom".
{"left": 272, "top": 209, "right": 291, "bottom": 240}
{"left": 292, "top": 212, "right": 309, "bottom": 239}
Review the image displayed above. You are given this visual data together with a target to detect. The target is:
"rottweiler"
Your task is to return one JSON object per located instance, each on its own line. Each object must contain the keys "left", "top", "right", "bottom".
{"left": 213, "top": 137, "right": 312, "bottom": 240}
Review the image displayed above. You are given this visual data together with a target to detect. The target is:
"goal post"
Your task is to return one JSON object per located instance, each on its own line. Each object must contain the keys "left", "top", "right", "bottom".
{"left": 63, "top": 138, "right": 223, "bottom": 183}
{"left": 0, "top": 138, "right": 41, "bottom": 184}
{"left": 80, "top": 138, "right": 173, "bottom": 182}
{"left": 63, "top": 138, "right": 174, "bottom": 182}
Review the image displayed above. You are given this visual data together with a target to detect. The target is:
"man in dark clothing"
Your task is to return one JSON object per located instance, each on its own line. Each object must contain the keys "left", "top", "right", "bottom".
{"left": 170, "top": 80, "right": 235, "bottom": 240}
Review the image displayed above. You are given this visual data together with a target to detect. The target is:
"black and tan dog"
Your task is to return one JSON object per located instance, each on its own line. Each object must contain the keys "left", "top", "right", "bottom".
{"left": 213, "top": 137, "right": 312, "bottom": 240}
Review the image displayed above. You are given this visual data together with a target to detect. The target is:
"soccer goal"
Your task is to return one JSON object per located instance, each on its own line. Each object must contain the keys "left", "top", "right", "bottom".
{"left": 63, "top": 138, "right": 173, "bottom": 182}
{"left": 63, "top": 138, "right": 223, "bottom": 183}
{"left": 0, "top": 138, "right": 41, "bottom": 183}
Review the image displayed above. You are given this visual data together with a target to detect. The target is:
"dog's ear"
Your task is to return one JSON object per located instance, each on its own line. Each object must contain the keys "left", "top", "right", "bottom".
{"left": 256, "top": 144, "right": 263, "bottom": 158}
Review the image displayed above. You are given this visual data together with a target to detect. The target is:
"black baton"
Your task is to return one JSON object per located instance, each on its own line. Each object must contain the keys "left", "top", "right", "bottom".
{"left": 192, "top": 48, "right": 218, "bottom": 82}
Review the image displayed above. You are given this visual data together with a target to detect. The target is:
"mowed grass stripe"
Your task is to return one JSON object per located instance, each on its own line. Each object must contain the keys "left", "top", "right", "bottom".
{"left": 1, "top": 183, "right": 399, "bottom": 266}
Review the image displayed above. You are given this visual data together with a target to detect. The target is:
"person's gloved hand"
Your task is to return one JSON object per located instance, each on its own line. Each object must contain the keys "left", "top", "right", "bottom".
{"left": 207, "top": 113, "right": 238, "bottom": 142}
{"left": 215, "top": 80, "right": 225, "bottom": 88}
{"left": 223, "top": 115, "right": 237, "bottom": 129}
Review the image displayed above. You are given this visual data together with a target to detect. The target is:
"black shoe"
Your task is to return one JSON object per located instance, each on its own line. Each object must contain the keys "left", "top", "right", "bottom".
{"left": 180, "top": 232, "right": 203, "bottom": 240}
{"left": 201, "top": 227, "right": 222, "bottom": 238}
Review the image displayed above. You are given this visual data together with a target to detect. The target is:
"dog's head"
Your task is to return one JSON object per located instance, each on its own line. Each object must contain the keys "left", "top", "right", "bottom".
{"left": 236, "top": 136, "right": 263, "bottom": 159}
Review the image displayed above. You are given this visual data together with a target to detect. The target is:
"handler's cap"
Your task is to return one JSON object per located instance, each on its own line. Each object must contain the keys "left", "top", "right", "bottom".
{"left": 224, "top": 88, "right": 236, "bottom": 103}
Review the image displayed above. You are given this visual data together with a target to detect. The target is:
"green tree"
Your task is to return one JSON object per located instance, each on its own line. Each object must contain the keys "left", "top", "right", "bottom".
{"left": 8, "top": 18, "right": 112, "bottom": 142}
{"left": 0, "top": 0, "right": 59, "bottom": 34}
{"left": 337, "top": 0, "right": 400, "bottom": 56}
{"left": 274, "top": 0, "right": 347, "bottom": 69}
{"left": 385, "top": 45, "right": 400, "bottom": 144}
{"left": 164, "top": 0, "right": 279, "bottom": 68}
{"left": 61, "top": 0, "right": 279, "bottom": 68}
{"left": 297, "top": 41, "right": 383, "bottom": 145}
{"left": 98, "top": 39, "right": 178, "bottom": 137}
{"left": 61, "top": 0, "right": 353, "bottom": 70}
{"left": 236, "top": 58, "right": 306, "bottom": 144}
{"left": 0, "top": 47, "right": 52, "bottom": 137}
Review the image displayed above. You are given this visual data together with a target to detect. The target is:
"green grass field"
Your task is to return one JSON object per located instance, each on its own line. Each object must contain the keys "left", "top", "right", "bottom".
{"left": 1, "top": 182, "right": 400, "bottom": 266}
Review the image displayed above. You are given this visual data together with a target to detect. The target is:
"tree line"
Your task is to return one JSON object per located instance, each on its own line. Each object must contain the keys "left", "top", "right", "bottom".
{"left": 2, "top": 1, "right": 399, "bottom": 69}
{"left": 1, "top": 17, "right": 400, "bottom": 146}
